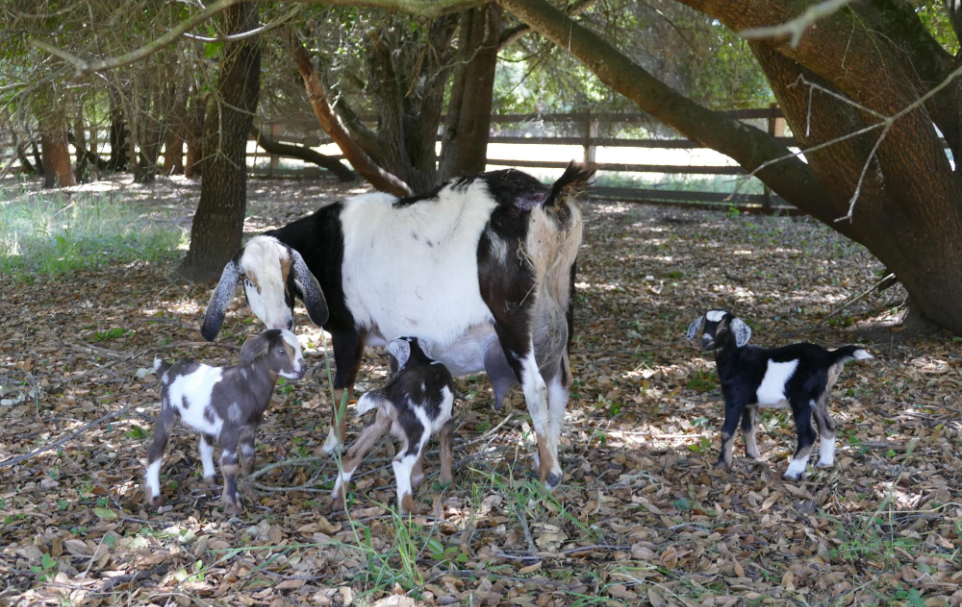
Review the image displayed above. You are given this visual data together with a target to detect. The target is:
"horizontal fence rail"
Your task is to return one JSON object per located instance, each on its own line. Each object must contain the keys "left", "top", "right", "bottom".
{"left": 2, "top": 106, "right": 807, "bottom": 213}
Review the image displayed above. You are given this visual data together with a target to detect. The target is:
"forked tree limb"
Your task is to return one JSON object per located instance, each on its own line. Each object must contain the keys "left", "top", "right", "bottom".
{"left": 290, "top": 40, "right": 412, "bottom": 196}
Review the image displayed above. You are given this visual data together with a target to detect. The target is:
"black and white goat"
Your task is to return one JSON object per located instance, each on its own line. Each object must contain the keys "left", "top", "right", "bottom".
{"left": 685, "top": 310, "right": 873, "bottom": 480}
{"left": 200, "top": 163, "right": 594, "bottom": 489}
{"left": 145, "top": 329, "right": 306, "bottom": 513}
{"left": 331, "top": 337, "right": 455, "bottom": 514}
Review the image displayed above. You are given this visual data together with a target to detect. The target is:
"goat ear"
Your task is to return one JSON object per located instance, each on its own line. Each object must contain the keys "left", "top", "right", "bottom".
{"left": 413, "top": 337, "right": 433, "bottom": 358}
{"left": 290, "top": 248, "right": 329, "bottom": 326}
{"left": 238, "top": 333, "right": 270, "bottom": 365}
{"left": 201, "top": 260, "right": 240, "bottom": 341}
{"left": 685, "top": 316, "right": 705, "bottom": 341}
{"left": 386, "top": 339, "right": 411, "bottom": 371}
{"left": 730, "top": 318, "right": 752, "bottom": 347}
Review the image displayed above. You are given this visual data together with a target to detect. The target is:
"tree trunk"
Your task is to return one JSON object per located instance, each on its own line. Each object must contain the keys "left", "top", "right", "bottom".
{"left": 40, "top": 119, "right": 76, "bottom": 189}
{"left": 251, "top": 126, "right": 356, "bottom": 182}
{"left": 291, "top": 42, "right": 412, "bottom": 196}
{"left": 672, "top": 0, "right": 962, "bottom": 334}
{"left": 439, "top": 4, "right": 502, "bottom": 180}
{"left": 163, "top": 132, "right": 185, "bottom": 174}
{"left": 106, "top": 90, "right": 128, "bottom": 171}
{"left": 177, "top": 2, "right": 261, "bottom": 282}
{"left": 184, "top": 94, "right": 207, "bottom": 178}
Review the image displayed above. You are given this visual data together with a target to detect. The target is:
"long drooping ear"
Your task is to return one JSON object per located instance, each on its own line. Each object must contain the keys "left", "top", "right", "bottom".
{"left": 201, "top": 259, "right": 240, "bottom": 341}
{"left": 685, "top": 316, "right": 705, "bottom": 341}
{"left": 290, "top": 248, "right": 329, "bottom": 326}
{"left": 730, "top": 318, "right": 752, "bottom": 347}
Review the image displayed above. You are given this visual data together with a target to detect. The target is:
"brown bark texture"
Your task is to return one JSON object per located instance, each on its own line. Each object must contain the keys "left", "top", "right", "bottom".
{"left": 184, "top": 94, "right": 207, "bottom": 178}
{"left": 291, "top": 43, "right": 413, "bottom": 197}
{"left": 251, "top": 126, "right": 356, "bottom": 182}
{"left": 178, "top": 2, "right": 261, "bottom": 282}
{"left": 439, "top": 4, "right": 502, "bottom": 180}
{"left": 40, "top": 121, "right": 76, "bottom": 189}
{"left": 673, "top": 0, "right": 962, "bottom": 334}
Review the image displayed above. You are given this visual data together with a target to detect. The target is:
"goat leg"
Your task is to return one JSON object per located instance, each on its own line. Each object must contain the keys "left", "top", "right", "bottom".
{"left": 331, "top": 415, "right": 388, "bottom": 512}
{"left": 220, "top": 445, "right": 243, "bottom": 515}
{"left": 145, "top": 406, "right": 175, "bottom": 508}
{"left": 715, "top": 400, "right": 744, "bottom": 471}
{"left": 438, "top": 419, "right": 456, "bottom": 485}
{"left": 741, "top": 405, "right": 760, "bottom": 459}
{"left": 784, "top": 399, "right": 817, "bottom": 480}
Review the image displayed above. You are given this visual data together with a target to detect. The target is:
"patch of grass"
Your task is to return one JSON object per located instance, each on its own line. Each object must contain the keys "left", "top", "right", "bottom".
{"left": 686, "top": 369, "right": 717, "bottom": 393}
{"left": 0, "top": 189, "right": 184, "bottom": 280}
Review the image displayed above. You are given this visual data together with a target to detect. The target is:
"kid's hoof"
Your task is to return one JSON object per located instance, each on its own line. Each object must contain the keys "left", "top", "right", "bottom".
{"left": 223, "top": 498, "right": 244, "bottom": 516}
{"left": 147, "top": 494, "right": 165, "bottom": 509}
{"left": 239, "top": 480, "right": 259, "bottom": 503}
{"left": 713, "top": 460, "right": 731, "bottom": 471}
{"left": 545, "top": 472, "right": 562, "bottom": 491}
{"left": 330, "top": 496, "right": 345, "bottom": 513}
{"left": 203, "top": 476, "right": 217, "bottom": 487}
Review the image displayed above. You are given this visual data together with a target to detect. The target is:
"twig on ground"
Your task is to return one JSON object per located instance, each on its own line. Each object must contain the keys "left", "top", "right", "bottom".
{"left": 514, "top": 502, "right": 537, "bottom": 555}
{"left": 0, "top": 406, "right": 130, "bottom": 468}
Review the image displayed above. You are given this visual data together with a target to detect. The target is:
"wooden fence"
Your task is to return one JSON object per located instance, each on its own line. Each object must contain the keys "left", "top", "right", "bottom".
{"left": 2, "top": 106, "right": 798, "bottom": 214}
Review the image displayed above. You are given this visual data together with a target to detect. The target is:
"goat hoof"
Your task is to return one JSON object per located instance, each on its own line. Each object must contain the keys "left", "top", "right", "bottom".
{"left": 817, "top": 460, "right": 834, "bottom": 468}
{"left": 239, "top": 481, "right": 259, "bottom": 504}
{"left": 223, "top": 500, "right": 244, "bottom": 516}
{"left": 713, "top": 461, "right": 731, "bottom": 471}
{"left": 203, "top": 476, "right": 217, "bottom": 487}
{"left": 545, "top": 472, "right": 562, "bottom": 490}
{"left": 330, "top": 496, "right": 345, "bottom": 513}
{"left": 147, "top": 494, "right": 165, "bottom": 509}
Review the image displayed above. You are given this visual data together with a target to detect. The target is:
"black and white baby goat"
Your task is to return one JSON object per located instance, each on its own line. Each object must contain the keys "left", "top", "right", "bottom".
{"left": 331, "top": 337, "right": 455, "bottom": 515}
{"left": 686, "top": 310, "right": 872, "bottom": 480}
{"left": 145, "top": 329, "right": 306, "bottom": 514}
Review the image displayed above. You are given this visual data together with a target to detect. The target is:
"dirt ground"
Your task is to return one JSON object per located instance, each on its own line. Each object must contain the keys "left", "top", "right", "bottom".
{"left": 1, "top": 176, "right": 961, "bottom": 607}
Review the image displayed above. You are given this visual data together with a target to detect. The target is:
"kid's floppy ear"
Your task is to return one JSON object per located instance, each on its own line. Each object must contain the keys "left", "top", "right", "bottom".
{"left": 685, "top": 316, "right": 705, "bottom": 341}
{"left": 290, "top": 248, "right": 329, "bottom": 326}
{"left": 730, "top": 318, "right": 752, "bottom": 347}
{"left": 201, "top": 259, "right": 240, "bottom": 341}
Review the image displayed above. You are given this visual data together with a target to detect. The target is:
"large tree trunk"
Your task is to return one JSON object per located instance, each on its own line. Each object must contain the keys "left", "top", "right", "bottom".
{"left": 40, "top": 118, "right": 76, "bottom": 188}
{"left": 291, "top": 42, "right": 412, "bottom": 196}
{"left": 251, "top": 126, "right": 356, "bottom": 182}
{"left": 439, "top": 4, "right": 502, "bottom": 180}
{"left": 177, "top": 2, "right": 261, "bottom": 281}
{"left": 500, "top": 0, "right": 962, "bottom": 334}
{"left": 671, "top": 0, "right": 962, "bottom": 334}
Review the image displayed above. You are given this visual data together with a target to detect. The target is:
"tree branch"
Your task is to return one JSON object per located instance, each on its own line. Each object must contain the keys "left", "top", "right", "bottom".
{"left": 739, "top": 0, "right": 854, "bottom": 48}
{"left": 495, "top": 0, "right": 832, "bottom": 219}
{"left": 180, "top": 4, "right": 303, "bottom": 42}
{"left": 290, "top": 39, "right": 413, "bottom": 196}
{"left": 499, "top": 0, "right": 600, "bottom": 49}
{"left": 251, "top": 125, "right": 356, "bottom": 182}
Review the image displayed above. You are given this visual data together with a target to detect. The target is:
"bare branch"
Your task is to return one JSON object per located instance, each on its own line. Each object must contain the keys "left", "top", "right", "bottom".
{"left": 180, "top": 4, "right": 303, "bottom": 43}
{"left": 739, "top": 0, "right": 854, "bottom": 48}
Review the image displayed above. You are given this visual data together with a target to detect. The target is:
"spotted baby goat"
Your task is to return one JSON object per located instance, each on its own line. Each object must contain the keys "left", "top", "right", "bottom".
{"left": 332, "top": 337, "right": 455, "bottom": 514}
{"left": 145, "top": 329, "right": 306, "bottom": 514}
{"left": 686, "top": 310, "right": 872, "bottom": 480}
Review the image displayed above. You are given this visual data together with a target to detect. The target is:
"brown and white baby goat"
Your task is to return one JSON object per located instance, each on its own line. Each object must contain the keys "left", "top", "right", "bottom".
{"left": 332, "top": 337, "right": 455, "bottom": 514}
{"left": 145, "top": 329, "right": 306, "bottom": 514}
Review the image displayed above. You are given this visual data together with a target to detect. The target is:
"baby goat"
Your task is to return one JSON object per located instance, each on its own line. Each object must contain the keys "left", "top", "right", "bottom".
{"left": 145, "top": 329, "right": 306, "bottom": 514}
{"left": 332, "top": 337, "right": 455, "bottom": 514}
{"left": 686, "top": 310, "right": 872, "bottom": 480}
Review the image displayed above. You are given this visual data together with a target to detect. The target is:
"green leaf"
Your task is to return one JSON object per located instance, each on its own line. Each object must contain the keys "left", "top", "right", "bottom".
{"left": 204, "top": 42, "right": 223, "bottom": 60}
{"left": 125, "top": 425, "right": 148, "bottom": 440}
{"left": 674, "top": 498, "right": 692, "bottom": 511}
{"left": 41, "top": 552, "right": 56, "bottom": 570}
{"left": 94, "top": 507, "right": 118, "bottom": 520}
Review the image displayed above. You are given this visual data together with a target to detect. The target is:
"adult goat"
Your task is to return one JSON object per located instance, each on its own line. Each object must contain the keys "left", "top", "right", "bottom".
{"left": 200, "top": 163, "right": 594, "bottom": 489}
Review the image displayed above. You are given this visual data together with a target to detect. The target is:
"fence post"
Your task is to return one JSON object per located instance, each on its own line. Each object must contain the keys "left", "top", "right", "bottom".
{"left": 762, "top": 103, "right": 782, "bottom": 213}
{"left": 269, "top": 123, "right": 281, "bottom": 177}
{"left": 583, "top": 112, "right": 598, "bottom": 165}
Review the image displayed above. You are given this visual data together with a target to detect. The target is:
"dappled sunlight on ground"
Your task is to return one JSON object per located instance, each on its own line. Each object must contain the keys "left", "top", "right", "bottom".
{"left": 1, "top": 177, "right": 960, "bottom": 606}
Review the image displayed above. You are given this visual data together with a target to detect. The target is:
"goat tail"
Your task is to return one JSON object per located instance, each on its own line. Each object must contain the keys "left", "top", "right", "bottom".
{"left": 829, "top": 346, "right": 874, "bottom": 366}
{"left": 355, "top": 389, "right": 386, "bottom": 417}
{"left": 153, "top": 357, "right": 171, "bottom": 377}
{"left": 543, "top": 162, "right": 596, "bottom": 208}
